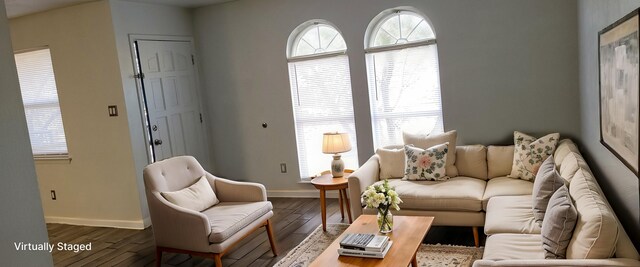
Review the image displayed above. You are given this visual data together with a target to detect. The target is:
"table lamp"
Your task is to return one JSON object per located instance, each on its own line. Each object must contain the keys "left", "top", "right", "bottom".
{"left": 322, "top": 132, "right": 352, "bottom": 177}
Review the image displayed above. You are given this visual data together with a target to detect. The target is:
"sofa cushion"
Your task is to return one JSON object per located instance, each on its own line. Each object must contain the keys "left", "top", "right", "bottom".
{"left": 487, "top": 145, "right": 514, "bottom": 178}
{"left": 559, "top": 152, "right": 589, "bottom": 183}
{"left": 542, "top": 185, "right": 577, "bottom": 259}
{"left": 386, "top": 177, "right": 485, "bottom": 212}
{"left": 485, "top": 195, "right": 540, "bottom": 235}
{"left": 483, "top": 234, "right": 545, "bottom": 260}
{"left": 376, "top": 147, "right": 404, "bottom": 179}
{"left": 403, "top": 130, "right": 458, "bottom": 177}
{"left": 567, "top": 168, "right": 619, "bottom": 259}
{"left": 508, "top": 131, "right": 560, "bottom": 181}
{"left": 203, "top": 201, "right": 273, "bottom": 243}
{"left": 455, "top": 145, "right": 488, "bottom": 180}
{"left": 161, "top": 176, "right": 219, "bottom": 212}
{"left": 532, "top": 156, "right": 565, "bottom": 224}
{"left": 482, "top": 177, "right": 533, "bottom": 210}
{"left": 554, "top": 139, "right": 579, "bottom": 168}
{"left": 403, "top": 144, "right": 448, "bottom": 181}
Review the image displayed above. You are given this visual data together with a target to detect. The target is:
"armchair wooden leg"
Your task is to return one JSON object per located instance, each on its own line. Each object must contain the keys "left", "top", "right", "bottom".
{"left": 155, "top": 247, "right": 163, "bottom": 267}
{"left": 266, "top": 219, "right": 279, "bottom": 256}
{"left": 214, "top": 254, "right": 222, "bottom": 267}
{"left": 472, "top": 226, "right": 479, "bottom": 247}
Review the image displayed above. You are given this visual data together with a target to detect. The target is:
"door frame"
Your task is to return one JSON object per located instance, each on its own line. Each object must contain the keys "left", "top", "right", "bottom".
{"left": 127, "top": 34, "right": 209, "bottom": 164}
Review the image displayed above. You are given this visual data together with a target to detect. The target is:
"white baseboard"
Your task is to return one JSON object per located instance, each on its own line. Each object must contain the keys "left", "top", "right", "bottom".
{"left": 267, "top": 190, "right": 342, "bottom": 198}
{"left": 45, "top": 216, "right": 147, "bottom": 230}
{"left": 142, "top": 216, "right": 151, "bottom": 228}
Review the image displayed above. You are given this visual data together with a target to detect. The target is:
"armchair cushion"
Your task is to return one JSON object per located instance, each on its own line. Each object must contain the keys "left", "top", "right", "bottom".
{"left": 161, "top": 176, "right": 219, "bottom": 212}
{"left": 203, "top": 201, "right": 273, "bottom": 243}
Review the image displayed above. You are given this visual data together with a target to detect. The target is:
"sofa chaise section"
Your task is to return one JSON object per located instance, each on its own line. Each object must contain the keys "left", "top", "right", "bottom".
{"left": 477, "top": 141, "right": 640, "bottom": 266}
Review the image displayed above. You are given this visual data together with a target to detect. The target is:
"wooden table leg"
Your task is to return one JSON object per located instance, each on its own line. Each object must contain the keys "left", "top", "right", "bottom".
{"left": 472, "top": 226, "right": 480, "bottom": 247}
{"left": 342, "top": 189, "right": 353, "bottom": 223}
{"left": 320, "top": 189, "right": 327, "bottom": 231}
{"left": 411, "top": 251, "right": 418, "bottom": 267}
{"left": 338, "top": 189, "right": 344, "bottom": 220}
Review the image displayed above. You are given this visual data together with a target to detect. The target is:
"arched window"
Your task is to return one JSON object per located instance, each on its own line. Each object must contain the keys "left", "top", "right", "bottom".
{"left": 365, "top": 8, "right": 444, "bottom": 148}
{"left": 287, "top": 21, "right": 358, "bottom": 178}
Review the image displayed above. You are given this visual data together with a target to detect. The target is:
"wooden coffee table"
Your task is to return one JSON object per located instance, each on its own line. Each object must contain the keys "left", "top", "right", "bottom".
{"left": 310, "top": 215, "right": 434, "bottom": 267}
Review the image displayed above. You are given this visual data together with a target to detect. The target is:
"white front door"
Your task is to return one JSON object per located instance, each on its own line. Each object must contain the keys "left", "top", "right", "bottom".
{"left": 136, "top": 40, "right": 206, "bottom": 162}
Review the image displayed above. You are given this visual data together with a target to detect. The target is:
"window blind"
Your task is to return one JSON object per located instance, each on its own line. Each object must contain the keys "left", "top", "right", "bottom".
{"left": 14, "top": 49, "right": 68, "bottom": 156}
{"left": 288, "top": 55, "right": 359, "bottom": 178}
{"left": 366, "top": 45, "right": 444, "bottom": 148}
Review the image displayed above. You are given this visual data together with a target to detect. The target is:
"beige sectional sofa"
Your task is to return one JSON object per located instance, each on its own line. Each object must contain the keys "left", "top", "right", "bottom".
{"left": 348, "top": 139, "right": 640, "bottom": 265}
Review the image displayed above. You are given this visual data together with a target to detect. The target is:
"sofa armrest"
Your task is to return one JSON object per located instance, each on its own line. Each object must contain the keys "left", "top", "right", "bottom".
{"left": 210, "top": 173, "right": 267, "bottom": 202}
{"left": 472, "top": 259, "right": 640, "bottom": 267}
{"left": 148, "top": 192, "right": 212, "bottom": 251}
{"left": 348, "top": 155, "right": 380, "bottom": 218}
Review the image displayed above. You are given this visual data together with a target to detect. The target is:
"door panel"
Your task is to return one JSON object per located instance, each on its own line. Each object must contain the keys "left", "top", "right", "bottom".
{"left": 137, "top": 40, "right": 206, "bottom": 162}
{"left": 153, "top": 118, "right": 172, "bottom": 160}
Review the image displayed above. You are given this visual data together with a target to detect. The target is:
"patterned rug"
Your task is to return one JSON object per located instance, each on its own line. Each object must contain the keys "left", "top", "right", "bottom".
{"left": 274, "top": 224, "right": 484, "bottom": 267}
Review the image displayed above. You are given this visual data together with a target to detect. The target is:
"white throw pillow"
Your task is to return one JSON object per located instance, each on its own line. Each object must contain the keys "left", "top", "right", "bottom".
{"left": 161, "top": 176, "right": 219, "bottom": 211}
{"left": 403, "top": 130, "right": 458, "bottom": 177}
{"left": 403, "top": 143, "right": 449, "bottom": 181}
{"left": 508, "top": 131, "right": 560, "bottom": 181}
{"left": 376, "top": 147, "right": 405, "bottom": 179}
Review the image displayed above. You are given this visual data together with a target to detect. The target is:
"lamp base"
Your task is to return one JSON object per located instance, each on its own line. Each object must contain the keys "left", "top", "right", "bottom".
{"left": 331, "top": 154, "right": 345, "bottom": 178}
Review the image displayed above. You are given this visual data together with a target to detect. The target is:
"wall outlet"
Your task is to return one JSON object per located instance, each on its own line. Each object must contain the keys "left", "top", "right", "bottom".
{"left": 50, "top": 190, "right": 56, "bottom": 200}
{"left": 108, "top": 105, "right": 118, "bottom": 117}
{"left": 280, "top": 163, "right": 287, "bottom": 173}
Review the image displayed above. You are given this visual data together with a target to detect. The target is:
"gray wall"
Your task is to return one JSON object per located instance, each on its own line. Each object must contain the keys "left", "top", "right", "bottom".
{"left": 578, "top": 0, "right": 640, "bottom": 249}
{"left": 0, "top": 1, "right": 53, "bottom": 265}
{"left": 193, "top": 0, "right": 580, "bottom": 191}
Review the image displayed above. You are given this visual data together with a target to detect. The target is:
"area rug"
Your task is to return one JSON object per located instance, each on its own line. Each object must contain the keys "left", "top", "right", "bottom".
{"left": 274, "top": 224, "right": 484, "bottom": 267}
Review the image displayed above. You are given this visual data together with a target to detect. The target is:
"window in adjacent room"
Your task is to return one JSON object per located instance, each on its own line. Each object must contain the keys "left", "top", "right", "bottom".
{"left": 287, "top": 21, "right": 359, "bottom": 179}
{"left": 365, "top": 8, "right": 444, "bottom": 148}
{"left": 14, "top": 48, "right": 69, "bottom": 157}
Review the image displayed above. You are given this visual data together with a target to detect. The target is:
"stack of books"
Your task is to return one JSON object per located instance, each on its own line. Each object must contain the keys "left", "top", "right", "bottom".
{"left": 337, "top": 233, "right": 392, "bottom": 258}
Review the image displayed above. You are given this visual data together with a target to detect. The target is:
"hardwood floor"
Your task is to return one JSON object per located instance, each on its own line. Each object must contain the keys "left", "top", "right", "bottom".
{"left": 47, "top": 198, "right": 482, "bottom": 266}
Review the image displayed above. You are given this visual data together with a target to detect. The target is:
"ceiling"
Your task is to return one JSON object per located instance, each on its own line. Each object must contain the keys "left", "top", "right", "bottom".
{"left": 4, "top": 0, "right": 232, "bottom": 18}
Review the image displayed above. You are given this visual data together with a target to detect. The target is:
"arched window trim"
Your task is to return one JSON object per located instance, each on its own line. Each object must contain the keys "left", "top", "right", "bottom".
{"left": 287, "top": 20, "right": 347, "bottom": 61}
{"left": 286, "top": 20, "right": 359, "bottom": 178}
{"left": 364, "top": 7, "right": 437, "bottom": 53}
{"left": 364, "top": 7, "right": 445, "bottom": 148}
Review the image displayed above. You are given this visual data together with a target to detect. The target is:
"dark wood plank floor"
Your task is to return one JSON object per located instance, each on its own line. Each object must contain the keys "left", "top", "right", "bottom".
{"left": 47, "top": 198, "right": 482, "bottom": 266}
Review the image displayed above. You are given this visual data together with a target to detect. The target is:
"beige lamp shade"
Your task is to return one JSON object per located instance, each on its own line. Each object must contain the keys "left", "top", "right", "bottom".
{"left": 322, "top": 132, "right": 352, "bottom": 154}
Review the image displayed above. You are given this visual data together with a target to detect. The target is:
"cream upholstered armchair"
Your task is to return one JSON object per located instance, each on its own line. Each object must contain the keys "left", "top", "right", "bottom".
{"left": 143, "top": 156, "right": 277, "bottom": 267}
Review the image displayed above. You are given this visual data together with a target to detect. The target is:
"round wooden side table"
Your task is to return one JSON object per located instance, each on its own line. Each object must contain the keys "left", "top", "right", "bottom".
{"left": 311, "top": 172, "right": 353, "bottom": 231}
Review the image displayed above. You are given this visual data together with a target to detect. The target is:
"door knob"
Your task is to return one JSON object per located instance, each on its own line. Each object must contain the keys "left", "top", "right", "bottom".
{"left": 154, "top": 139, "right": 163, "bottom": 145}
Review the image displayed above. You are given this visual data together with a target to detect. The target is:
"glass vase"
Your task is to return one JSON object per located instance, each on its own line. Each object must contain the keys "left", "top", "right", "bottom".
{"left": 377, "top": 209, "right": 393, "bottom": 233}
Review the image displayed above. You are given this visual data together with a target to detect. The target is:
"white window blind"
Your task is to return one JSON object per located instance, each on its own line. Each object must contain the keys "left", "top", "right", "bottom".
{"left": 14, "top": 49, "right": 68, "bottom": 156}
{"left": 288, "top": 55, "right": 359, "bottom": 178}
{"left": 366, "top": 45, "right": 444, "bottom": 148}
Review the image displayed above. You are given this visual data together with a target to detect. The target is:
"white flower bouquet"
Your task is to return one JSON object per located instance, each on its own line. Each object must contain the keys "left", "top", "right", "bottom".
{"left": 362, "top": 179, "right": 402, "bottom": 233}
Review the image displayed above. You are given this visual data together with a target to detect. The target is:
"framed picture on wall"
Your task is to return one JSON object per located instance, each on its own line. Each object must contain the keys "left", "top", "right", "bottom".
{"left": 599, "top": 8, "right": 640, "bottom": 177}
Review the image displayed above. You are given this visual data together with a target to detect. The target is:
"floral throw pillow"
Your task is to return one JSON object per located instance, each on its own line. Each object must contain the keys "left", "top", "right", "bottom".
{"left": 508, "top": 131, "right": 560, "bottom": 181}
{"left": 403, "top": 143, "right": 449, "bottom": 181}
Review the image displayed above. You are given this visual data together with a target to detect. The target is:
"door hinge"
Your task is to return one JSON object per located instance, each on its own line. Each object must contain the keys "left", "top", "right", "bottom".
{"left": 199, "top": 113, "right": 203, "bottom": 123}
{"left": 134, "top": 72, "right": 145, "bottom": 79}
{"left": 191, "top": 55, "right": 195, "bottom": 65}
